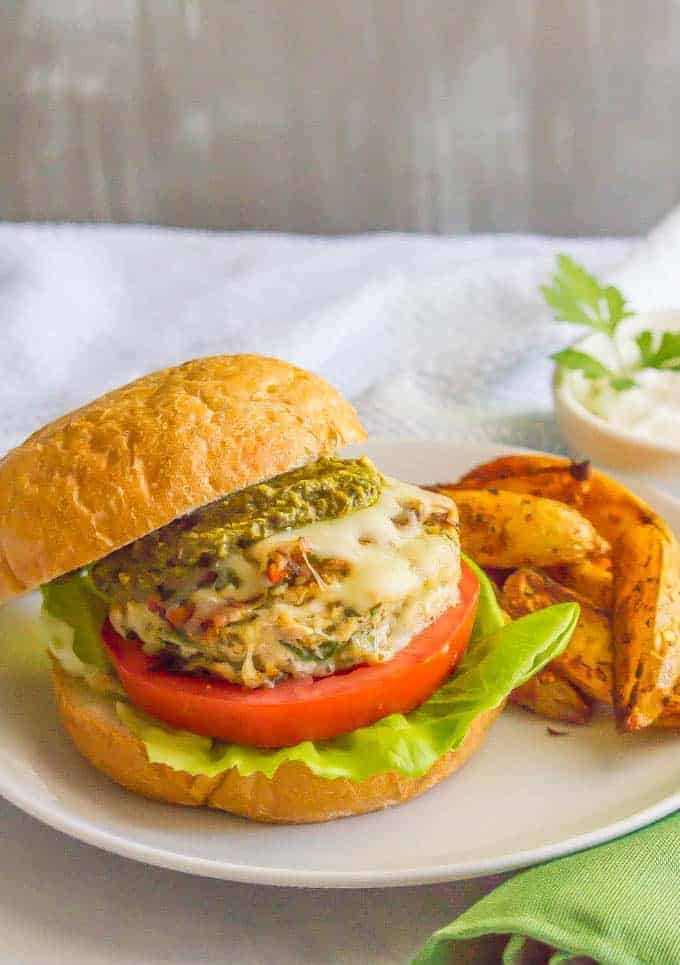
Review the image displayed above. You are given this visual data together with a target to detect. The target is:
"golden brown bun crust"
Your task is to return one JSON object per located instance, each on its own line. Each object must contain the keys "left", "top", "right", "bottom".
{"left": 0, "top": 355, "right": 365, "bottom": 603}
{"left": 51, "top": 663, "right": 503, "bottom": 824}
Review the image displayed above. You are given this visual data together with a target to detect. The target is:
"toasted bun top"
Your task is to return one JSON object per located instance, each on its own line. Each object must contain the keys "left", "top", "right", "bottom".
{"left": 0, "top": 355, "right": 366, "bottom": 604}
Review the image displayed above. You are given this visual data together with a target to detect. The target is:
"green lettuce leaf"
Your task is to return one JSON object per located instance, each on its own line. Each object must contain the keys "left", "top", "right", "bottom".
{"left": 42, "top": 562, "right": 578, "bottom": 781}
{"left": 463, "top": 555, "right": 506, "bottom": 638}
{"left": 41, "top": 572, "right": 110, "bottom": 669}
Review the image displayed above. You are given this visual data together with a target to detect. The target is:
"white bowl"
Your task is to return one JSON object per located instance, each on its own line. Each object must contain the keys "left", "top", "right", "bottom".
{"left": 553, "top": 311, "right": 680, "bottom": 488}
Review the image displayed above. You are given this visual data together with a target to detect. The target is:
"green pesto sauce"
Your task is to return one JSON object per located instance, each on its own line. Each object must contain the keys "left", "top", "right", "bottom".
{"left": 90, "top": 456, "right": 382, "bottom": 602}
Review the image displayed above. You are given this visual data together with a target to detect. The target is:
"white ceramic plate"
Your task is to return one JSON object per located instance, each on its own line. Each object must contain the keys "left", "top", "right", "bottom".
{"left": 1, "top": 440, "right": 679, "bottom": 889}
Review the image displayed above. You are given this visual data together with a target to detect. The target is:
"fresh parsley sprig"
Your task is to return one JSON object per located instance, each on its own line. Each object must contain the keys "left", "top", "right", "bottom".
{"left": 541, "top": 254, "right": 633, "bottom": 337}
{"left": 635, "top": 330, "right": 680, "bottom": 371}
{"left": 543, "top": 254, "right": 680, "bottom": 392}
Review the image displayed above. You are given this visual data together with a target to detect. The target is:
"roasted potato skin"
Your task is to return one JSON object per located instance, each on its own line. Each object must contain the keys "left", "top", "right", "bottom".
{"left": 445, "top": 453, "right": 680, "bottom": 734}
{"left": 457, "top": 454, "right": 566, "bottom": 488}
{"left": 447, "top": 489, "right": 609, "bottom": 569}
{"left": 453, "top": 454, "right": 671, "bottom": 546}
{"left": 612, "top": 525, "right": 680, "bottom": 732}
{"left": 510, "top": 669, "right": 593, "bottom": 725}
{"left": 502, "top": 568, "right": 613, "bottom": 704}
{"left": 655, "top": 711, "right": 680, "bottom": 729}
{"left": 544, "top": 559, "right": 613, "bottom": 612}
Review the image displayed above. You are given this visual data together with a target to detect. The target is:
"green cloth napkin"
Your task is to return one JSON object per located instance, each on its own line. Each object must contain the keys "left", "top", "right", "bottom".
{"left": 414, "top": 811, "right": 680, "bottom": 965}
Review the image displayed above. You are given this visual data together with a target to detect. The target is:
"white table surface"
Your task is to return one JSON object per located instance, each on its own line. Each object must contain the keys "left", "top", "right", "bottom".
{"left": 1, "top": 799, "right": 512, "bottom": 964}
{"left": 2, "top": 221, "right": 678, "bottom": 964}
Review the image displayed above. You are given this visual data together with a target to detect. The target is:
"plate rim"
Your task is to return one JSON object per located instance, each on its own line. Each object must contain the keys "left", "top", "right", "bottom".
{"left": 1, "top": 762, "right": 679, "bottom": 888}
{"left": 2, "top": 438, "right": 679, "bottom": 888}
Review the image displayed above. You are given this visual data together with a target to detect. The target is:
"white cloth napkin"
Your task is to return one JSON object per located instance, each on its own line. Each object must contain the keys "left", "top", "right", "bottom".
{"left": 1, "top": 208, "right": 679, "bottom": 459}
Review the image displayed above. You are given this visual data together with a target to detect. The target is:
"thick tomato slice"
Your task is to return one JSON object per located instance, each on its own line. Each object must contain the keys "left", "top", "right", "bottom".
{"left": 103, "top": 562, "right": 479, "bottom": 748}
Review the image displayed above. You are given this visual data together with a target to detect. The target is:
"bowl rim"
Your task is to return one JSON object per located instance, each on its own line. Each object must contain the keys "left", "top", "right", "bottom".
{"left": 552, "top": 309, "right": 680, "bottom": 458}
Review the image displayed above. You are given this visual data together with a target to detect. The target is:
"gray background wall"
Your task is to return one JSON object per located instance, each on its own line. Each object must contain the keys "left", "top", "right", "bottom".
{"left": 3, "top": 0, "right": 680, "bottom": 235}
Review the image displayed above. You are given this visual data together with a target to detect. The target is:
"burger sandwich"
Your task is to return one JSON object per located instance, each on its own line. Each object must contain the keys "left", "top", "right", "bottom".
{"left": 0, "top": 355, "right": 576, "bottom": 822}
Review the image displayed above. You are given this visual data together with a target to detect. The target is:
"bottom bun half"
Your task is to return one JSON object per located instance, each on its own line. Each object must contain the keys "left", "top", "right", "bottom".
{"left": 52, "top": 663, "right": 503, "bottom": 824}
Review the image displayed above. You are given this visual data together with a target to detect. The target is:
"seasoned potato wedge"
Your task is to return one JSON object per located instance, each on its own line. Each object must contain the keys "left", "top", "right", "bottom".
{"left": 502, "top": 568, "right": 613, "bottom": 704}
{"left": 510, "top": 669, "right": 593, "bottom": 725}
{"left": 453, "top": 454, "right": 671, "bottom": 545}
{"left": 656, "top": 672, "right": 680, "bottom": 728}
{"left": 448, "top": 489, "right": 609, "bottom": 569}
{"left": 457, "top": 454, "right": 565, "bottom": 488}
{"left": 656, "top": 707, "right": 680, "bottom": 729}
{"left": 612, "top": 525, "right": 680, "bottom": 732}
{"left": 448, "top": 452, "right": 680, "bottom": 735}
{"left": 544, "top": 558, "right": 613, "bottom": 611}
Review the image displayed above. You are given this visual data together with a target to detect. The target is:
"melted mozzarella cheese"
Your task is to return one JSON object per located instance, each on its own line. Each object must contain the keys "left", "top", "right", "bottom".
{"left": 217, "top": 553, "right": 262, "bottom": 602}
{"left": 251, "top": 477, "right": 460, "bottom": 613}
